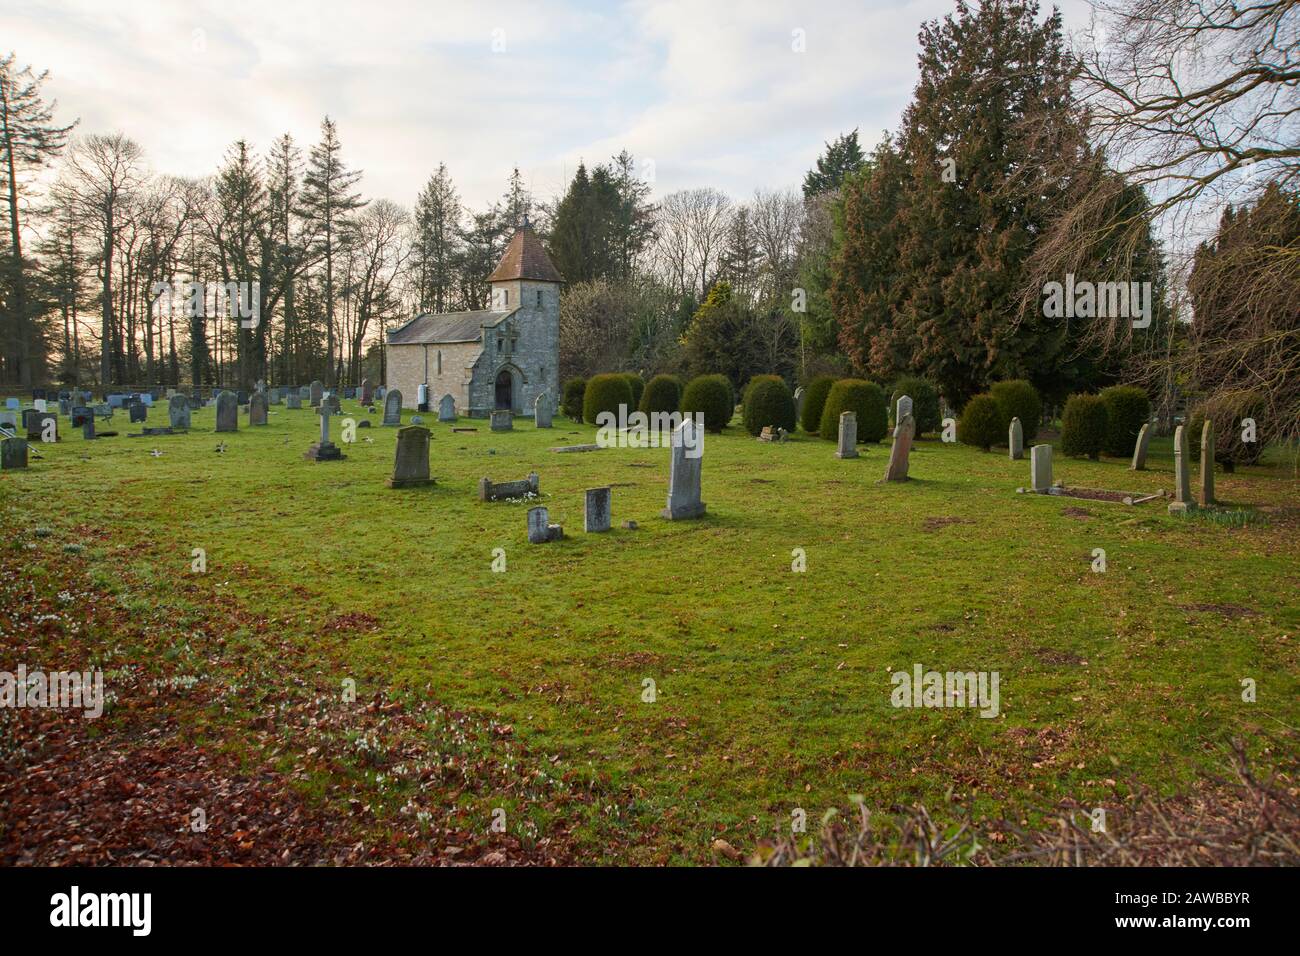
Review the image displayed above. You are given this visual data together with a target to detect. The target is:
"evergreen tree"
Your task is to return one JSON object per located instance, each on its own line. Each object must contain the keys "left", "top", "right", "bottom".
{"left": 413, "top": 163, "right": 462, "bottom": 313}
{"left": 802, "top": 129, "right": 865, "bottom": 198}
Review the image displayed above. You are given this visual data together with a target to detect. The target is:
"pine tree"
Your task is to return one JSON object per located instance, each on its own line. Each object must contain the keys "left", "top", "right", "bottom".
{"left": 802, "top": 129, "right": 865, "bottom": 198}
{"left": 413, "top": 164, "right": 462, "bottom": 313}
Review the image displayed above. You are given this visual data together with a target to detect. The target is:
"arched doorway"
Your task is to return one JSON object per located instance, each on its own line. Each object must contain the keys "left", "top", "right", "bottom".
{"left": 495, "top": 369, "right": 513, "bottom": 410}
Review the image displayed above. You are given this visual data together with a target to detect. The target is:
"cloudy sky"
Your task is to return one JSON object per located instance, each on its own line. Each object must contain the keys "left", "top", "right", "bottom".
{"left": 7, "top": 0, "right": 1094, "bottom": 209}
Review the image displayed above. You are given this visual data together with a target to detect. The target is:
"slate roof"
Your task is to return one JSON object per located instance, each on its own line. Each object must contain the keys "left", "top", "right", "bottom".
{"left": 487, "top": 223, "right": 564, "bottom": 283}
{"left": 386, "top": 310, "right": 512, "bottom": 345}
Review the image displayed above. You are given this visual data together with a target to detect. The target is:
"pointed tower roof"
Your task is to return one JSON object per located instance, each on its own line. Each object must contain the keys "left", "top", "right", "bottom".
{"left": 487, "top": 218, "right": 564, "bottom": 284}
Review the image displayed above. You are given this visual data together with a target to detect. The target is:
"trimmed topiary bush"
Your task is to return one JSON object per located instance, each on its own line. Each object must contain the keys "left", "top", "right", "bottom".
{"left": 1100, "top": 385, "right": 1151, "bottom": 458}
{"left": 742, "top": 376, "right": 797, "bottom": 436}
{"left": 583, "top": 373, "right": 634, "bottom": 425}
{"left": 639, "top": 374, "right": 682, "bottom": 421}
{"left": 562, "top": 377, "right": 586, "bottom": 420}
{"left": 680, "top": 373, "right": 735, "bottom": 433}
{"left": 800, "top": 375, "right": 835, "bottom": 434}
{"left": 621, "top": 372, "right": 645, "bottom": 409}
{"left": 989, "top": 379, "right": 1042, "bottom": 442}
{"left": 819, "top": 379, "right": 888, "bottom": 443}
{"left": 889, "top": 375, "right": 941, "bottom": 437}
{"left": 957, "top": 394, "right": 1003, "bottom": 451}
{"left": 1060, "top": 393, "right": 1109, "bottom": 460}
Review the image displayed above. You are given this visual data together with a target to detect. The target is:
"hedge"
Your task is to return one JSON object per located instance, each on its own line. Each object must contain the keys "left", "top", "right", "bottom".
{"left": 957, "top": 394, "right": 1003, "bottom": 451}
{"left": 889, "top": 375, "right": 941, "bottom": 436}
{"left": 583, "top": 373, "right": 634, "bottom": 425}
{"left": 561, "top": 377, "right": 586, "bottom": 420}
{"left": 800, "top": 375, "right": 835, "bottom": 434}
{"left": 819, "top": 379, "right": 888, "bottom": 443}
{"left": 621, "top": 372, "right": 645, "bottom": 410}
{"left": 1060, "top": 393, "right": 1109, "bottom": 460}
{"left": 1100, "top": 385, "right": 1151, "bottom": 458}
{"left": 680, "top": 374, "right": 735, "bottom": 433}
{"left": 639, "top": 374, "right": 682, "bottom": 421}
{"left": 989, "top": 379, "right": 1042, "bottom": 442}
{"left": 742, "top": 377, "right": 797, "bottom": 436}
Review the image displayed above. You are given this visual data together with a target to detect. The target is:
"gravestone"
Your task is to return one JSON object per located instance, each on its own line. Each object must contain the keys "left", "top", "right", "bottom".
{"left": 27, "top": 412, "right": 57, "bottom": 441}
{"left": 585, "top": 487, "right": 611, "bottom": 533}
{"left": 438, "top": 394, "right": 456, "bottom": 423}
{"left": 383, "top": 390, "right": 403, "bottom": 426}
{"left": 794, "top": 387, "right": 805, "bottom": 423}
{"left": 215, "top": 390, "right": 238, "bottom": 432}
{"left": 81, "top": 415, "right": 96, "bottom": 439}
{"left": 58, "top": 397, "right": 71, "bottom": 416}
{"left": 1199, "top": 419, "right": 1215, "bottom": 506}
{"left": 479, "top": 472, "right": 539, "bottom": 501}
{"left": 140, "top": 394, "right": 154, "bottom": 407}
{"left": 33, "top": 398, "right": 47, "bottom": 413}
{"left": 417, "top": 383, "right": 429, "bottom": 412}
{"left": 1031, "top": 444, "right": 1053, "bottom": 493}
{"left": 286, "top": 390, "right": 301, "bottom": 410}
{"left": 129, "top": 401, "right": 147, "bottom": 423}
{"left": 359, "top": 378, "right": 373, "bottom": 405}
{"left": 270, "top": 388, "right": 283, "bottom": 405}
{"left": 896, "top": 395, "right": 913, "bottom": 432}
{"left": 1008, "top": 417, "right": 1024, "bottom": 460}
{"left": 249, "top": 392, "right": 268, "bottom": 425}
{"left": 305, "top": 406, "right": 345, "bottom": 461}
{"left": 661, "top": 418, "right": 706, "bottom": 520}
{"left": 1168, "top": 424, "right": 1194, "bottom": 513}
{"left": 527, "top": 506, "right": 564, "bottom": 544}
{"left": 299, "top": 385, "right": 310, "bottom": 402}
{"left": 1130, "top": 422, "right": 1152, "bottom": 470}
{"left": 343, "top": 386, "right": 356, "bottom": 400}
{"left": 882, "top": 413, "right": 914, "bottom": 482}
{"left": 309, "top": 380, "right": 324, "bottom": 407}
{"left": 534, "top": 393, "right": 552, "bottom": 429}
{"left": 490, "top": 409, "right": 512, "bottom": 431}
{"left": 4, "top": 398, "right": 18, "bottom": 411}
{"left": 835, "top": 411, "right": 858, "bottom": 459}
{"left": 1, "top": 436, "right": 28, "bottom": 470}
{"left": 0, "top": 410, "right": 16, "bottom": 429}
{"left": 324, "top": 393, "right": 341, "bottom": 415}
{"left": 386, "top": 426, "right": 434, "bottom": 488}
{"left": 168, "top": 394, "right": 191, "bottom": 429}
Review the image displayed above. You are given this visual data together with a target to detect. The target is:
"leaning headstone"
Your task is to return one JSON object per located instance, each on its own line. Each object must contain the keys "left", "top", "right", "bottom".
{"left": 386, "top": 426, "right": 433, "bottom": 488}
{"left": 215, "top": 390, "right": 238, "bottom": 432}
{"left": 1008, "top": 417, "right": 1024, "bottom": 460}
{"left": 129, "top": 401, "right": 148, "bottom": 423}
{"left": 309, "top": 380, "right": 324, "bottom": 407}
{"left": 286, "top": 390, "right": 301, "bottom": 410}
{"left": 835, "top": 411, "right": 858, "bottom": 459}
{"left": 249, "top": 392, "right": 268, "bottom": 425}
{"left": 1130, "top": 422, "right": 1152, "bottom": 470}
{"left": 534, "top": 393, "right": 552, "bottom": 429}
{"left": 1168, "top": 425, "right": 1194, "bottom": 513}
{"left": 490, "top": 409, "right": 512, "bottom": 431}
{"left": 896, "top": 395, "right": 913, "bottom": 431}
{"left": 1, "top": 436, "right": 28, "bottom": 470}
{"left": 584, "top": 487, "right": 611, "bottom": 533}
{"left": 527, "top": 506, "right": 564, "bottom": 544}
{"left": 168, "top": 394, "right": 191, "bottom": 429}
{"left": 794, "top": 387, "right": 805, "bottom": 423}
{"left": 479, "top": 472, "right": 540, "bottom": 501}
{"left": 882, "top": 413, "right": 914, "bottom": 482}
{"left": 438, "top": 394, "right": 456, "bottom": 422}
{"left": 305, "top": 406, "right": 345, "bottom": 461}
{"left": 383, "top": 389, "right": 403, "bottom": 426}
{"left": 661, "top": 418, "right": 706, "bottom": 520}
{"left": 1199, "top": 419, "right": 1215, "bottom": 506}
{"left": 1030, "top": 444, "right": 1053, "bottom": 494}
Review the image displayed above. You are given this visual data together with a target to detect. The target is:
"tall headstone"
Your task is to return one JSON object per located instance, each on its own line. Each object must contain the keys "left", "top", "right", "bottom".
{"left": 309, "top": 380, "right": 324, "bottom": 408}
{"left": 490, "top": 409, "right": 512, "bottom": 431}
{"left": 1130, "top": 422, "right": 1152, "bottom": 470}
{"left": 359, "top": 378, "right": 373, "bottom": 405}
{"left": 534, "top": 393, "right": 552, "bottom": 429}
{"left": 270, "top": 387, "right": 283, "bottom": 405}
{"left": 1030, "top": 444, "right": 1053, "bottom": 493}
{"left": 286, "top": 390, "right": 302, "bottom": 410}
{"left": 168, "top": 394, "right": 191, "bottom": 429}
{"left": 129, "top": 401, "right": 147, "bottom": 423}
{"left": 584, "top": 487, "right": 611, "bottom": 533}
{"left": 794, "top": 387, "right": 805, "bottom": 423}
{"left": 835, "top": 411, "right": 858, "bottom": 459}
{"left": 417, "top": 382, "right": 429, "bottom": 412}
{"left": 1008, "top": 417, "right": 1024, "bottom": 460}
{"left": 305, "top": 406, "right": 345, "bottom": 461}
{"left": 27, "top": 411, "right": 57, "bottom": 441}
{"left": 383, "top": 389, "right": 403, "bottom": 426}
{"left": 1, "top": 436, "right": 28, "bottom": 470}
{"left": 527, "top": 506, "right": 564, "bottom": 543}
{"left": 896, "top": 395, "right": 913, "bottom": 431}
{"left": 438, "top": 394, "right": 456, "bottom": 422}
{"left": 661, "top": 418, "right": 706, "bottom": 520}
{"left": 882, "top": 414, "right": 914, "bottom": 482}
{"left": 249, "top": 392, "right": 268, "bottom": 425}
{"left": 1168, "top": 424, "right": 1193, "bottom": 513}
{"left": 386, "top": 425, "right": 433, "bottom": 488}
{"left": 1199, "top": 419, "right": 1215, "bottom": 506}
{"left": 215, "top": 390, "right": 238, "bottom": 432}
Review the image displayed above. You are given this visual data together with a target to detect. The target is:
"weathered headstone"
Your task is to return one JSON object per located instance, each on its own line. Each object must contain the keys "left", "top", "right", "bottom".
{"left": 882, "top": 413, "right": 914, "bottom": 482}
{"left": 386, "top": 426, "right": 433, "bottom": 488}
{"left": 438, "top": 394, "right": 456, "bottom": 422}
{"left": 27, "top": 411, "right": 57, "bottom": 441}
{"left": 270, "top": 388, "right": 283, "bottom": 405}
{"left": 417, "top": 383, "right": 429, "bottom": 412}
{"left": 58, "top": 397, "right": 71, "bottom": 416}
{"left": 527, "top": 506, "right": 564, "bottom": 543}
{"left": 309, "top": 380, "right": 324, "bottom": 407}
{"left": 835, "top": 411, "right": 858, "bottom": 459}
{"left": 1130, "top": 422, "right": 1152, "bottom": 470}
{"left": 1, "top": 436, "right": 28, "bottom": 470}
{"left": 249, "top": 392, "right": 268, "bottom": 425}
{"left": 661, "top": 418, "right": 706, "bottom": 520}
{"left": 1031, "top": 444, "right": 1053, "bottom": 494}
{"left": 490, "top": 409, "right": 512, "bottom": 431}
{"left": 129, "top": 401, "right": 147, "bottom": 423}
{"left": 215, "top": 390, "right": 238, "bottom": 432}
{"left": 81, "top": 415, "right": 96, "bottom": 440}
{"left": 33, "top": 398, "right": 47, "bottom": 413}
{"left": 794, "top": 387, "right": 805, "bottom": 424}
{"left": 534, "top": 393, "right": 552, "bottom": 429}
{"left": 324, "top": 393, "right": 341, "bottom": 415}
{"left": 896, "top": 395, "right": 913, "bottom": 430}
{"left": 359, "top": 378, "right": 373, "bottom": 405}
{"left": 479, "top": 472, "right": 539, "bottom": 501}
{"left": 1008, "top": 417, "right": 1024, "bottom": 460}
{"left": 1199, "top": 419, "right": 1215, "bottom": 506}
{"left": 305, "top": 406, "right": 345, "bottom": 461}
{"left": 584, "top": 487, "right": 611, "bottom": 533}
{"left": 0, "top": 410, "right": 16, "bottom": 430}
{"left": 168, "top": 394, "right": 191, "bottom": 429}
{"left": 286, "top": 390, "right": 302, "bottom": 410}
{"left": 1168, "top": 425, "right": 1194, "bottom": 513}
{"left": 383, "top": 389, "right": 403, "bottom": 426}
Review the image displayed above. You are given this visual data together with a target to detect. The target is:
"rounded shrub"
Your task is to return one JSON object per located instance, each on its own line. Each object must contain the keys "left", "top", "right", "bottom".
{"left": 680, "top": 374, "right": 735, "bottom": 433}
{"left": 561, "top": 377, "right": 586, "bottom": 420}
{"left": 957, "top": 394, "right": 1003, "bottom": 451}
{"left": 639, "top": 374, "right": 682, "bottom": 420}
{"left": 1188, "top": 394, "right": 1267, "bottom": 470}
{"left": 742, "top": 376, "right": 797, "bottom": 436}
{"left": 1060, "top": 393, "right": 1109, "bottom": 460}
{"left": 621, "top": 372, "right": 645, "bottom": 409}
{"left": 800, "top": 375, "right": 835, "bottom": 434}
{"left": 1100, "top": 385, "right": 1151, "bottom": 458}
{"left": 583, "top": 373, "right": 634, "bottom": 425}
{"left": 989, "top": 379, "right": 1042, "bottom": 442}
{"left": 819, "top": 379, "right": 888, "bottom": 443}
{"left": 889, "top": 375, "right": 941, "bottom": 437}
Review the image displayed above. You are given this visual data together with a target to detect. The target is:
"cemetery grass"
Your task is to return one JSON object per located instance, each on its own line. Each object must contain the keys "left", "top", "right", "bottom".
{"left": 2, "top": 401, "right": 1297, "bottom": 865}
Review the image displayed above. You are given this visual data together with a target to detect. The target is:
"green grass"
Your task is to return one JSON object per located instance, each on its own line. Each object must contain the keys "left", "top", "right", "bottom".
{"left": 3, "top": 397, "right": 1297, "bottom": 863}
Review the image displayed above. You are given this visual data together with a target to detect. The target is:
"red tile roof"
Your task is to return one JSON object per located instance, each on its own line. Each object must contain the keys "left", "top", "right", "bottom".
{"left": 487, "top": 223, "right": 564, "bottom": 283}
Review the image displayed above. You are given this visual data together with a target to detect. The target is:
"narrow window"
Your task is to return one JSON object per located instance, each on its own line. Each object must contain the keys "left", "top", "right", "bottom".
{"left": 437, "top": 350, "right": 442, "bottom": 375}
{"left": 536, "top": 290, "right": 542, "bottom": 307}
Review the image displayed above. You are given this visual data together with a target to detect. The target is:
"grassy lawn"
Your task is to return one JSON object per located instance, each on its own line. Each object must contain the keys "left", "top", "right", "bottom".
{"left": 2, "top": 397, "right": 1297, "bottom": 863}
